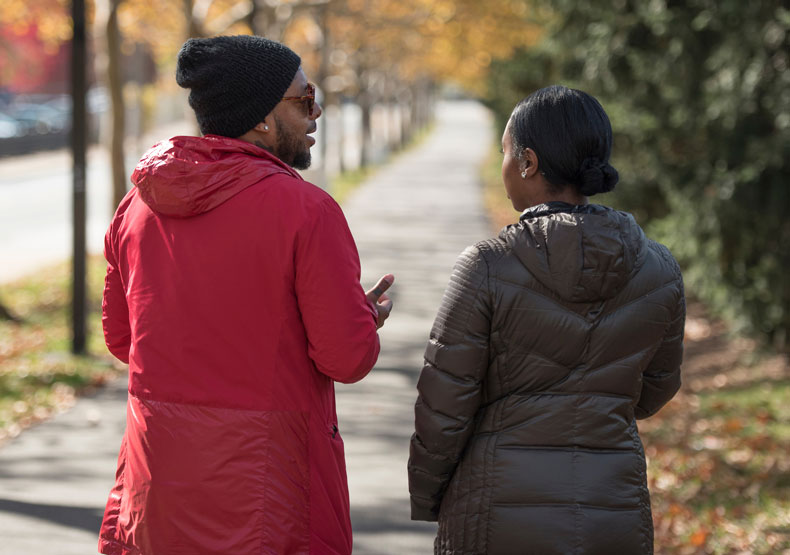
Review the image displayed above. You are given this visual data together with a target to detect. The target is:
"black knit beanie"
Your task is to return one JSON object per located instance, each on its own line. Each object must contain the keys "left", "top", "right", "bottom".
{"left": 176, "top": 35, "right": 301, "bottom": 138}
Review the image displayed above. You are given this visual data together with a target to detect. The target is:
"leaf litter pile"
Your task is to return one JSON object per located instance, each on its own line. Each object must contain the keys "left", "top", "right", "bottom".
{"left": 641, "top": 302, "right": 790, "bottom": 554}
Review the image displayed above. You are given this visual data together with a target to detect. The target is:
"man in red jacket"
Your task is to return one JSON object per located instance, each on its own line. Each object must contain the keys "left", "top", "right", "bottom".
{"left": 98, "top": 35, "right": 393, "bottom": 555}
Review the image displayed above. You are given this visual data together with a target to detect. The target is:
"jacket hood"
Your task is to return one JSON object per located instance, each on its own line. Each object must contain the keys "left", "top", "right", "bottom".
{"left": 499, "top": 202, "right": 647, "bottom": 302}
{"left": 131, "top": 134, "right": 300, "bottom": 217}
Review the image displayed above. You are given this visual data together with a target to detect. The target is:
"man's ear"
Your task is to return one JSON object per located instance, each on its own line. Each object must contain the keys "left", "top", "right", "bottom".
{"left": 237, "top": 117, "right": 275, "bottom": 148}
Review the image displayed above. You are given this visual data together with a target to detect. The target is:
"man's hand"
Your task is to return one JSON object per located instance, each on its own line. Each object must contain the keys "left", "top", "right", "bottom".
{"left": 365, "top": 274, "right": 395, "bottom": 329}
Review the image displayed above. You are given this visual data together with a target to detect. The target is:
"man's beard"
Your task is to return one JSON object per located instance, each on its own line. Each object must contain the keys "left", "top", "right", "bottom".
{"left": 274, "top": 115, "right": 312, "bottom": 170}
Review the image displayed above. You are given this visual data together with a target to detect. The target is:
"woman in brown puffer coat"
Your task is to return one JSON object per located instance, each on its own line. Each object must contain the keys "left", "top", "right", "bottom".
{"left": 408, "top": 86, "right": 684, "bottom": 555}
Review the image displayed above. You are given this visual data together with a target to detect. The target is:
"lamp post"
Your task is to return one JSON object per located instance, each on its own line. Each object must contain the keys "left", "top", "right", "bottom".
{"left": 71, "top": 0, "right": 88, "bottom": 354}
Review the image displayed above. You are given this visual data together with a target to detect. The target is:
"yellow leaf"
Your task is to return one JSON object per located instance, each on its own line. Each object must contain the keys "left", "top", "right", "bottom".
{"left": 690, "top": 528, "right": 708, "bottom": 547}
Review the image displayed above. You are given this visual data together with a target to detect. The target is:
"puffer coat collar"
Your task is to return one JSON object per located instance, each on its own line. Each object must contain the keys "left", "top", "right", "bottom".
{"left": 500, "top": 201, "right": 648, "bottom": 303}
{"left": 131, "top": 134, "right": 299, "bottom": 218}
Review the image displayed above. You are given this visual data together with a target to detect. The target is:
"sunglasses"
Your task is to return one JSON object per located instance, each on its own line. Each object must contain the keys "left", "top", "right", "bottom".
{"left": 281, "top": 83, "right": 316, "bottom": 115}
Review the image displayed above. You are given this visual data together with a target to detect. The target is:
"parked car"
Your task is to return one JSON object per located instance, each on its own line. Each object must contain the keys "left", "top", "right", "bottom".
{"left": 0, "top": 89, "right": 108, "bottom": 156}
{"left": 9, "top": 102, "right": 70, "bottom": 135}
{"left": 0, "top": 112, "right": 22, "bottom": 139}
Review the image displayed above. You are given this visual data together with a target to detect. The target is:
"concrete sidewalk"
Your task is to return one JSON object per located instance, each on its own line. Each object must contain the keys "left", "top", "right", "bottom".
{"left": 0, "top": 99, "right": 494, "bottom": 554}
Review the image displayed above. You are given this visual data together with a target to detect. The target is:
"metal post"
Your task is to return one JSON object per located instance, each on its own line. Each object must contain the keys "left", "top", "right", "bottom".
{"left": 71, "top": 0, "right": 87, "bottom": 354}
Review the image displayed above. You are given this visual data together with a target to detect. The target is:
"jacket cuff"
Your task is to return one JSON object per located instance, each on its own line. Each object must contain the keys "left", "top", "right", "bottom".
{"left": 410, "top": 500, "right": 438, "bottom": 522}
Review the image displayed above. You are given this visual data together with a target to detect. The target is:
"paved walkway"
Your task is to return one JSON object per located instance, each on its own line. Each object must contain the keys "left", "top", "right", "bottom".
{"left": 0, "top": 100, "right": 494, "bottom": 554}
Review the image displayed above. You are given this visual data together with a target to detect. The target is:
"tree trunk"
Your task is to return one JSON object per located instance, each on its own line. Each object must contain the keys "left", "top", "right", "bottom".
{"left": 390, "top": 95, "right": 401, "bottom": 150}
{"left": 317, "top": 2, "right": 331, "bottom": 172}
{"left": 356, "top": 49, "right": 374, "bottom": 169}
{"left": 400, "top": 95, "right": 412, "bottom": 146}
{"left": 246, "top": 0, "right": 257, "bottom": 34}
{"left": 359, "top": 85, "right": 372, "bottom": 168}
{"left": 107, "top": 0, "right": 126, "bottom": 211}
{"left": 249, "top": 1, "right": 281, "bottom": 39}
{"left": 338, "top": 101, "right": 346, "bottom": 173}
{"left": 410, "top": 83, "right": 421, "bottom": 130}
{"left": 0, "top": 299, "right": 21, "bottom": 323}
{"left": 412, "top": 78, "right": 433, "bottom": 130}
{"left": 184, "top": 0, "right": 204, "bottom": 38}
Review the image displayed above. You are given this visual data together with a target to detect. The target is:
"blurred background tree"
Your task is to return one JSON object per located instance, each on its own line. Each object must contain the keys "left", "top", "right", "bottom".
{"left": 0, "top": 0, "right": 540, "bottom": 335}
{"left": 0, "top": 0, "right": 539, "bottom": 195}
{"left": 2, "top": 0, "right": 786, "bottom": 349}
{"left": 484, "top": 0, "right": 790, "bottom": 350}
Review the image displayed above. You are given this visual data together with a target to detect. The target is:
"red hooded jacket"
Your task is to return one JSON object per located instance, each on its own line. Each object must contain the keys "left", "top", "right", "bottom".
{"left": 98, "top": 135, "right": 380, "bottom": 555}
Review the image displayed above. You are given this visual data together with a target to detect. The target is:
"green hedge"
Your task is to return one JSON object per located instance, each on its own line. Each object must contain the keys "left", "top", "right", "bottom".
{"left": 482, "top": 0, "right": 790, "bottom": 349}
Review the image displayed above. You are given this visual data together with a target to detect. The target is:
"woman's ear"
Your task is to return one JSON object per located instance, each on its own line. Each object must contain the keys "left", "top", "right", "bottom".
{"left": 521, "top": 148, "right": 540, "bottom": 179}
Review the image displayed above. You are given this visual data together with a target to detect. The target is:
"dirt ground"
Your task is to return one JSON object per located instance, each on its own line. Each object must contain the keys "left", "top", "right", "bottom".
{"left": 680, "top": 301, "right": 788, "bottom": 393}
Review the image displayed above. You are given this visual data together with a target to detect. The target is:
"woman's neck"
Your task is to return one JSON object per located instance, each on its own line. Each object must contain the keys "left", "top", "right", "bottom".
{"left": 531, "top": 181, "right": 588, "bottom": 208}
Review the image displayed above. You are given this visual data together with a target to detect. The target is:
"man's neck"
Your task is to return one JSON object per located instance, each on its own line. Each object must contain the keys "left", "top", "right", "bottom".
{"left": 252, "top": 140, "right": 276, "bottom": 157}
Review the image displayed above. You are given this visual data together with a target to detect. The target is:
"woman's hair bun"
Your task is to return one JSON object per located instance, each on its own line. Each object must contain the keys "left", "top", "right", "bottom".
{"left": 578, "top": 157, "right": 619, "bottom": 196}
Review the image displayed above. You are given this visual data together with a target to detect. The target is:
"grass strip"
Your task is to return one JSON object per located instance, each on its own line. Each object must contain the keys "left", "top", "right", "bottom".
{"left": 0, "top": 257, "right": 121, "bottom": 443}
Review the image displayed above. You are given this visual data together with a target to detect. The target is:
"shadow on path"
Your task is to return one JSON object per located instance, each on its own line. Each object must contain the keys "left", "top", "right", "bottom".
{"left": 0, "top": 497, "right": 103, "bottom": 535}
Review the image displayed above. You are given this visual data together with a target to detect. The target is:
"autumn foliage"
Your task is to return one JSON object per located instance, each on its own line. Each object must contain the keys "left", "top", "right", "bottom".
{"left": 0, "top": 0, "right": 541, "bottom": 96}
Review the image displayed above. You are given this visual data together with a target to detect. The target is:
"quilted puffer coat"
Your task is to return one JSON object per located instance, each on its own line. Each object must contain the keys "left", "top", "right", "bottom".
{"left": 408, "top": 202, "right": 684, "bottom": 555}
{"left": 99, "top": 135, "right": 380, "bottom": 555}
